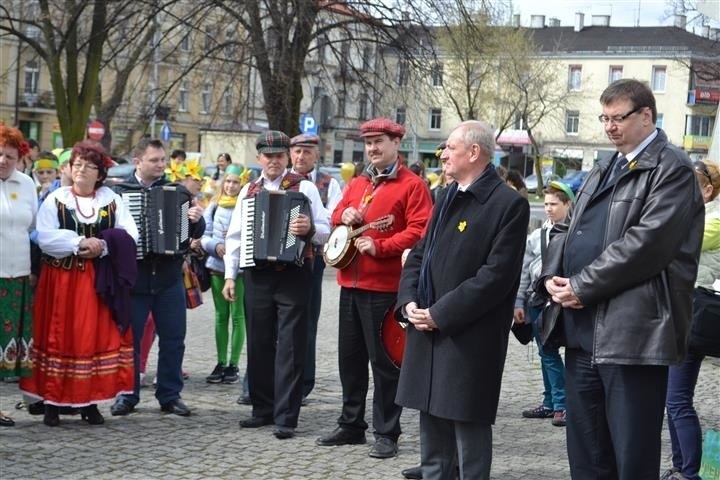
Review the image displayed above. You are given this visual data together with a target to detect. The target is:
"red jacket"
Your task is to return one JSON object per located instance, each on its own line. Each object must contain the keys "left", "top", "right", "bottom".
{"left": 331, "top": 163, "right": 432, "bottom": 292}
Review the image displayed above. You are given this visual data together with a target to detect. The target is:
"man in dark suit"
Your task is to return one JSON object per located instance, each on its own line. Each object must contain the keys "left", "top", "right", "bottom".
{"left": 540, "top": 78, "right": 704, "bottom": 479}
{"left": 397, "top": 120, "right": 529, "bottom": 479}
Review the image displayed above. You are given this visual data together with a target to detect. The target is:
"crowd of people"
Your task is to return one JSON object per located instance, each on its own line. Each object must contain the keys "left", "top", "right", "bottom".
{"left": 0, "top": 76, "right": 717, "bottom": 480}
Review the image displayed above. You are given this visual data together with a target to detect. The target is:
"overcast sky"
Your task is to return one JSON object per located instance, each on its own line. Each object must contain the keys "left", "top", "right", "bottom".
{"left": 510, "top": 0, "right": 719, "bottom": 28}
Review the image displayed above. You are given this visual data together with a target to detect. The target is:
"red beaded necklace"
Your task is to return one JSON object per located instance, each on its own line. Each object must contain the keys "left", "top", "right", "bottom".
{"left": 71, "top": 187, "right": 96, "bottom": 219}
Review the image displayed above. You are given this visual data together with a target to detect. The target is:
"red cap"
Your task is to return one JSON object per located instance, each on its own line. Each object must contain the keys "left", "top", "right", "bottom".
{"left": 359, "top": 118, "right": 405, "bottom": 140}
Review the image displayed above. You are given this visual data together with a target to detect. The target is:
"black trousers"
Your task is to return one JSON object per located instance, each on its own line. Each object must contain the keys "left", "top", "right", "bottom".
{"left": 244, "top": 263, "right": 311, "bottom": 428}
{"left": 565, "top": 348, "right": 668, "bottom": 480}
{"left": 302, "top": 254, "right": 325, "bottom": 397}
{"left": 337, "top": 287, "right": 402, "bottom": 440}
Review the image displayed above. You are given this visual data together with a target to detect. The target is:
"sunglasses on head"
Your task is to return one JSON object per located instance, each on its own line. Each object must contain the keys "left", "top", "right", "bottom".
{"left": 694, "top": 161, "right": 711, "bottom": 182}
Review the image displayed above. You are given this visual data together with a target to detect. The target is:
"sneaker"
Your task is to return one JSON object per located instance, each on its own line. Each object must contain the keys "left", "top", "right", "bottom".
{"left": 222, "top": 365, "right": 239, "bottom": 384}
{"left": 206, "top": 364, "right": 225, "bottom": 384}
{"left": 521, "top": 405, "right": 554, "bottom": 419}
{"left": 551, "top": 410, "right": 566, "bottom": 427}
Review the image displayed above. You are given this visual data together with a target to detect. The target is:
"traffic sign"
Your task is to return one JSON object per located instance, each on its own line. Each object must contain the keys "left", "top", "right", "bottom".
{"left": 160, "top": 122, "right": 172, "bottom": 142}
{"left": 87, "top": 120, "right": 105, "bottom": 140}
{"left": 299, "top": 114, "right": 317, "bottom": 134}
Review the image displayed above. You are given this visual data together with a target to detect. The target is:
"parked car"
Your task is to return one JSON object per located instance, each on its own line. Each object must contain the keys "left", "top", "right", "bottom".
{"left": 524, "top": 173, "right": 561, "bottom": 194}
{"left": 104, "top": 163, "right": 135, "bottom": 185}
{"left": 561, "top": 170, "right": 589, "bottom": 193}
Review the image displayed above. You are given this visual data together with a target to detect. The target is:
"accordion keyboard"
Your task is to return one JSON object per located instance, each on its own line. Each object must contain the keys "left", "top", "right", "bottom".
{"left": 238, "top": 197, "right": 256, "bottom": 268}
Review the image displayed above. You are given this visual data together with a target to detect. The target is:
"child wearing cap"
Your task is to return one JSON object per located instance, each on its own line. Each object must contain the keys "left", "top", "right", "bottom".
{"left": 515, "top": 181, "right": 573, "bottom": 427}
{"left": 33, "top": 151, "right": 59, "bottom": 198}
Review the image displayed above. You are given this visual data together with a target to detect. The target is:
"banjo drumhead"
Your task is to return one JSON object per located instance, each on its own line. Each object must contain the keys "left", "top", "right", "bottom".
{"left": 325, "top": 226, "right": 349, "bottom": 262}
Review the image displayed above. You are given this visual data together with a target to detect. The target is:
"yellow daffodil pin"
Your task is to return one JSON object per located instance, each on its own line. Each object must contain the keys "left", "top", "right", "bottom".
{"left": 100, "top": 210, "right": 108, "bottom": 218}
{"left": 10, "top": 192, "right": 18, "bottom": 200}
{"left": 458, "top": 220, "right": 467, "bottom": 232}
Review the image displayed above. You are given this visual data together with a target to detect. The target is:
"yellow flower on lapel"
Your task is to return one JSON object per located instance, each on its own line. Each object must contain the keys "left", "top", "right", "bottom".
{"left": 364, "top": 194, "right": 373, "bottom": 205}
{"left": 281, "top": 179, "right": 291, "bottom": 189}
{"left": 100, "top": 210, "right": 108, "bottom": 218}
{"left": 10, "top": 192, "right": 18, "bottom": 200}
{"left": 458, "top": 220, "right": 467, "bottom": 232}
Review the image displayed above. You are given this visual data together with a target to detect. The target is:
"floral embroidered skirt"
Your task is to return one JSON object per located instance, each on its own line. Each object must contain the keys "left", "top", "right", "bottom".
{"left": 0, "top": 276, "right": 33, "bottom": 378}
{"left": 20, "top": 261, "right": 134, "bottom": 407}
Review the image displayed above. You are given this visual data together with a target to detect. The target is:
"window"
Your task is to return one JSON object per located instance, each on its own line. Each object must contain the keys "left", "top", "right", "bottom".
{"left": 565, "top": 110, "right": 579, "bottom": 134}
{"left": 317, "top": 35, "right": 328, "bottom": 64}
{"left": 24, "top": 60, "right": 39, "bottom": 94}
{"left": 397, "top": 60, "right": 409, "bottom": 86}
{"left": 340, "top": 42, "right": 351, "bottom": 75}
{"left": 362, "top": 47, "right": 372, "bottom": 71}
{"left": 180, "top": 29, "right": 190, "bottom": 51}
{"left": 395, "top": 107, "right": 406, "bottom": 125}
{"left": 222, "top": 88, "right": 232, "bottom": 115}
{"left": 656, "top": 113, "right": 664, "bottom": 129}
{"left": 178, "top": 81, "right": 189, "bottom": 112}
{"left": 687, "top": 115, "right": 715, "bottom": 136}
{"left": 652, "top": 66, "right": 666, "bottom": 92}
{"left": 568, "top": 65, "right": 582, "bottom": 91}
{"left": 337, "top": 90, "right": 346, "bottom": 117}
{"left": 225, "top": 30, "right": 235, "bottom": 58}
{"left": 429, "top": 108, "right": 442, "bottom": 130}
{"left": 204, "top": 32, "right": 214, "bottom": 53}
{"left": 201, "top": 83, "right": 212, "bottom": 113}
{"left": 609, "top": 66, "right": 623, "bottom": 84}
{"left": 358, "top": 94, "right": 370, "bottom": 120}
{"left": 513, "top": 113, "right": 524, "bottom": 130}
{"left": 432, "top": 63, "right": 444, "bottom": 87}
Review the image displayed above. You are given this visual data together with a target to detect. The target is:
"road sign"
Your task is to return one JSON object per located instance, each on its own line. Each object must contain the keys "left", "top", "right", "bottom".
{"left": 160, "top": 122, "right": 172, "bottom": 142}
{"left": 87, "top": 120, "right": 105, "bottom": 140}
{"left": 299, "top": 114, "right": 317, "bottom": 134}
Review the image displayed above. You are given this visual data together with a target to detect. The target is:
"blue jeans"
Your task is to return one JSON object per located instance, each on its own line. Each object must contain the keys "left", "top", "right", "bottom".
{"left": 529, "top": 307, "right": 566, "bottom": 411}
{"left": 118, "top": 277, "right": 187, "bottom": 406}
{"left": 666, "top": 351, "right": 705, "bottom": 480}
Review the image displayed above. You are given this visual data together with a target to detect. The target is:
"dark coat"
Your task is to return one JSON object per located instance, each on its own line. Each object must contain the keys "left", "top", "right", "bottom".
{"left": 395, "top": 166, "right": 530, "bottom": 424}
{"left": 538, "top": 129, "right": 704, "bottom": 365}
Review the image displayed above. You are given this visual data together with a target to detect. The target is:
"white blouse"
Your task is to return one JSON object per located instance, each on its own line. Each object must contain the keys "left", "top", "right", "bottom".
{"left": 0, "top": 170, "right": 38, "bottom": 277}
{"left": 37, "top": 186, "right": 139, "bottom": 259}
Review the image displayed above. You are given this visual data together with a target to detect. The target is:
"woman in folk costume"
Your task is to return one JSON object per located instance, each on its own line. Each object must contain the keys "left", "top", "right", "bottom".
{"left": 0, "top": 126, "right": 38, "bottom": 427}
{"left": 201, "top": 164, "right": 250, "bottom": 384}
{"left": 20, "top": 141, "right": 138, "bottom": 427}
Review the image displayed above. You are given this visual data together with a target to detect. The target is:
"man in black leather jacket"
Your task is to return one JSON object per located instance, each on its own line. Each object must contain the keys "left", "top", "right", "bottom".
{"left": 539, "top": 79, "right": 704, "bottom": 479}
{"left": 110, "top": 138, "right": 205, "bottom": 417}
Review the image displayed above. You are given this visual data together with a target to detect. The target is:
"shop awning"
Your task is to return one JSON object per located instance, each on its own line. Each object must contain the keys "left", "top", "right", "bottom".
{"left": 495, "top": 129, "right": 532, "bottom": 146}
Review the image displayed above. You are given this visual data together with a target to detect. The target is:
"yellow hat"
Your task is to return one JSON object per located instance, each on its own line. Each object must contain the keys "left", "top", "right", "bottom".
{"left": 427, "top": 172, "right": 440, "bottom": 189}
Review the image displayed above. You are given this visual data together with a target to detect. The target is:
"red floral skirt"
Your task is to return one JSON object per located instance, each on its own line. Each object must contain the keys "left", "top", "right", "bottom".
{"left": 20, "top": 260, "right": 134, "bottom": 406}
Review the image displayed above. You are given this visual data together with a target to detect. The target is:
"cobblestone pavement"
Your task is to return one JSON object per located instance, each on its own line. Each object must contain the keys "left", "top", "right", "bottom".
{"left": 2, "top": 270, "right": 719, "bottom": 479}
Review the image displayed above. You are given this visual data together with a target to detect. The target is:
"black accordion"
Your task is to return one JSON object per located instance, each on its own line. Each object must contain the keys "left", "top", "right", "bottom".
{"left": 120, "top": 185, "right": 191, "bottom": 259}
{"left": 238, "top": 189, "right": 310, "bottom": 268}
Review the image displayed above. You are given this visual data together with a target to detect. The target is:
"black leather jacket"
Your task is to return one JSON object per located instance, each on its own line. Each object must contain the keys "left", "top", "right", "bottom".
{"left": 113, "top": 174, "right": 206, "bottom": 295}
{"left": 539, "top": 130, "right": 704, "bottom": 365}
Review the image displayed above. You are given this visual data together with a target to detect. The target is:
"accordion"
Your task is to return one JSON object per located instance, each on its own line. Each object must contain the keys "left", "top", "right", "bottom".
{"left": 238, "top": 189, "right": 310, "bottom": 268}
{"left": 120, "top": 185, "right": 191, "bottom": 259}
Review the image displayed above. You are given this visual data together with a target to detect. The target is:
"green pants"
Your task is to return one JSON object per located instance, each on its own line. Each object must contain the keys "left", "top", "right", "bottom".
{"left": 210, "top": 275, "right": 246, "bottom": 366}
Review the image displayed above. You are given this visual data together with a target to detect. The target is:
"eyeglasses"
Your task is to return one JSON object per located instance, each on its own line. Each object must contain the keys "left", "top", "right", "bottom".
{"left": 694, "top": 161, "right": 712, "bottom": 183}
{"left": 72, "top": 162, "right": 99, "bottom": 171}
{"left": 597, "top": 106, "right": 644, "bottom": 124}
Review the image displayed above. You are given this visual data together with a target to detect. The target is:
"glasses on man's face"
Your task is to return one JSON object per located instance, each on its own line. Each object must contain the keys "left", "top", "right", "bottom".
{"left": 72, "top": 162, "right": 99, "bottom": 171}
{"left": 694, "top": 161, "right": 712, "bottom": 183}
{"left": 597, "top": 106, "right": 644, "bottom": 124}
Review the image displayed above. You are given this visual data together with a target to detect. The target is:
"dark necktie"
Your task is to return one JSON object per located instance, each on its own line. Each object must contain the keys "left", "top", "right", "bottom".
{"left": 608, "top": 154, "right": 628, "bottom": 184}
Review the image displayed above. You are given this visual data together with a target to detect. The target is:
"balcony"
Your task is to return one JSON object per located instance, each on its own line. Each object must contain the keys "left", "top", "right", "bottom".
{"left": 683, "top": 135, "right": 712, "bottom": 151}
{"left": 19, "top": 90, "right": 55, "bottom": 109}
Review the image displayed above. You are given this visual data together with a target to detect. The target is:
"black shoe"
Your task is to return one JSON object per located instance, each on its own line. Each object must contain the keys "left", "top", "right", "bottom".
{"left": 80, "top": 404, "right": 105, "bottom": 425}
{"left": 160, "top": 399, "right": 191, "bottom": 416}
{"left": 222, "top": 365, "right": 239, "bottom": 384}
{"left": 0, "top": 413, "right": 15, "bottom": 427}
{"left": 239, "top": 416, "right": 273, "bottom": 428}
{"left": 236, "top": 394, "right": 251, "bottom": 405}
{"left": 401, "top": 466, "right": 423, "bottom": 480}
{"left": 316, "top": 427, "right": 366, "bottom": 446}
{"left": 43, "top": 404, "right": 60, "bottom": 427}
{"left": 206, "top": 363, "right": 225, "bottom": 383}
{"left": 273, "top": 425, "right": 295, "bottom": 439}
{"left": 521, "top": 405, "right": 554, "bottom": 419}
{"left": 27, "top": 401, "right": 45, "bottom": 415}
{"left": 110, "top": 399, "right": 136, "bottom": 416}
{"left": 369, "top": 437, "right": 398, "bottom": 459}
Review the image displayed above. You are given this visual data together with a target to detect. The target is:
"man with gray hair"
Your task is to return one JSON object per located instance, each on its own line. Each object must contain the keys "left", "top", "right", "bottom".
{"left": 396, "top": 120, "right": 530, "bottom": 479}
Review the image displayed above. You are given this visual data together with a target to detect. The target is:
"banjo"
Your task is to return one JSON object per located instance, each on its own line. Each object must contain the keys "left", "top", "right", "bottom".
{"left": 323, "top": 214, "right": 394, "bottom": 269}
